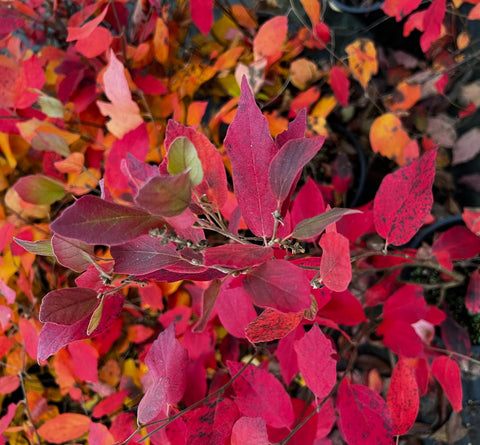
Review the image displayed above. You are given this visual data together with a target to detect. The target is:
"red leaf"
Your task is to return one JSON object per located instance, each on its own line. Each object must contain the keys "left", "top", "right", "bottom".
{"left": 227, "top": 361, "right": 294, "bottom": 428}
{"left": 224, "top": 77, "right": 277, "bottom": 237}
{"left": 216, "top": 276, "right": 257, "bottom": 338}
{"left": 277, "top": 327, "right": 304, "bottom": 385}
{"left": 37, "top": 413, "right": 91, "bottom": 444}
{"left": 420, "top": 0, "right": 445, "bottom": 52}
{"left": 190, "top": 0, "right": 213, "bottom": 35}
{"left": 111, "top": 236, "right": 181, "bottom": 275}
{"left": 378, "top": 319, "right": 423, "bottom": 357}
{"left": 204, "top": 244, "right": 273, "bottom": 269}
{"left": 268, "top": 136, "right": 324, "bottom": 203}
{"left": 243, "top": 260, "right": 312, "bottom": 312}
{"left": 276, "top": 108, "right": 307, "bottom": 149}
{"left": 50, "top": 196, "right": 163, "bottom": 246}
{"left": 253, "top": 16, "right": 288, "bottom": 66}
{"left": 0, "top": 375, "right": 20, "bottom": 395}
{"left": 74, "top": 26, "right": 112, "bottom": 58}
{"left": 373, "top": 147, "right": 437, "bottom": 246}
{"left": 39, "top": 288, "right": 99, "bottom": 325}
{"left": 387, "top": 358, "right": 419, "bottom": 435}
{"left": 231, "top": 416, "right": 269, "bottom": 445}
{"left": 96, "top": 50, "right": 143, "bottom": 138}
{"left": 246, "top": 308, "right": 303, "bottom": 343}
{"left": 319, "top": 231, "right": 351, "bottom": 292}
{"left": 51, "top": 235, "right": 97, "bottom": 273}
{"left": 137, "top": 323, "right": 188, "bottom": 423}
{"left": 330, "top": 67, "right": 350, "bottom": 106}
{"left": 294, "top": 324, "right": 336, "bottom": 399}
{"left": 432, "top": 226, "right": 480, "bottom": 265}
{"left": 92, "top": 390, "right": 129, "bottom": 418}
{"left": 382, "top": 0, "right": 422, "bottom": 21}
{"left": 466, "top": 269, "right": 480, "bottom": 314}
{"left": 317, "top": 289, "right": 366, "bottom": 326}
{"left": 68, "top": 341, "right": 99, "bottom": 383}
{"left": 337, "top": 379, "right": 394, "bottom": 444}
{"left": 66, "top": 5, "right": 109, "bottom": 41}
{"left": 165, "top": 120, "right": 228, "bottom": 207}
{"left": 37, "top": 294, "right": 124, "bottom": 361}
{"left": 19, "top": 318, "right": 39, "bottom": 360}
{"left": 431, "top": 356, "right": 463, "bottom": 412}
{"left": 15, "top": 55, "right": 45, "bottom": 109}
{"left": 185, "top": 398, "right": 239, "bottom": 444}
{"left": 291, "top": 178, "right": 326, "bottom": 238}
{"left": 134, "top": 171, "right": 192, "bottom": 217}
{"left": 193, "top": 279, "right": 222, "bottom": 333}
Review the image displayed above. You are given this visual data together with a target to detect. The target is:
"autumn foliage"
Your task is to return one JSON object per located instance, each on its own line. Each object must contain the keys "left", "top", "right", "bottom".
{"left": 1, "top": 0, "right": 480, "bottom": 444}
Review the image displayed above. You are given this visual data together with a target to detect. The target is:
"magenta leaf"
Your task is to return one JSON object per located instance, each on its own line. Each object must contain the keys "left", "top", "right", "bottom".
{"left": 137, "top": 323, "right": 188, "bottom": 424}
{"left": 277, "top": 327, "right": 304, "bottom": 385}
{"left": 50, "top": 196, "right": 163, "bottom": 245}
{"left": 268, "top": 136, "right": 324, "bottom": 204}
{"left": 431, "top": 356, "right": 463, "bottom": 412}
{"left": 51, "top": 235, "right": 97, "bottom": 273}
{"left": 387, "top": 358, "right": 419, "bottom": 435}
{"left": 39, "top": 287, "right": 99, "bottom": 325}
{"left": 231, "top": 417, "right": 269, "bottom": 445}
{"left": 224, "top": 77, "right": 277, "bottom": 237}
{"left": 204, "top": 244, "right": 273, "bottom": 269}
{"left": 227, "top": 361, "right": 294, "bottom": 428}
{"left": 37, "top": 294, "right": 124, "bottom": 361}
{"left": 165, "top": 119, "right": 228, "bottom": 208}
{"left": 292, "top": 208, "right": 362, "bottom": 240}
{"left": 215, "top": 276, "right": 257, "bottom": 338}
{"left": 111, "top": 236, "right": 181, "bottom": 275}
{"left": 466, "top": 269, "right": 480, "bottom": 314}
{"left": 246, "top": 308, "right": 303, "bottom": 343}
{"left": 275, "top": 108, "right": 307, "bottom": 149}
{"left": 337, "top": 379, "right": 394, "bottom": 444}
{"left": 14, "top": 174, "right": 66, "bottom": 205}
{"left": 319, "top": 231, "right": 351, "bottom": 292}
{"left": 243, "top": 260, "right": 312, "bottom": 313}
{"left": 134, "top": 171, "right": 191, "bottom": 217}
{"left": 190, "top": 0, "right": 213, "bottom": 35}
{"left": 291, "top": 177, "right": 326, "bottom": 230}
{"left": 294, "top": 324, "right": 336, "bottom": 399}
{"left": 374, "top": 148, "right": 438, "bottom": 246}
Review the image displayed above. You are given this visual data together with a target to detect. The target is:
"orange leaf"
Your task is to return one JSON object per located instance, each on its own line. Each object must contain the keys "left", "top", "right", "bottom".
{"left": 370, "top": 113, "right": 412, "bottom": 165}
{"left": 231, "top": 5, "right": 257, "bottom": 28}
{"left": 153, "top": 17, "right": 169, "bottom": 63}
{"left": 290, "top": 58, "right": 319, "bottom": 90}
{"left": 54, "top": 152, "right": 85, "bottom": 174}
{"left": 300, "top": 0, "right": 321, "bottom": 25}
{"left": 37, "top": 413, "right": 91, "bottom": 444}
{"left": 345, "top": 39, "right": 378, "bottom": 88}
{"left": 388, "top": 81, "right": 421, "bottom": 111}
{"left": 253, "top": 16, "right": 288, "bottom": 66}
{"left": 468, "top": 2, "right": 480, "bottom": 19}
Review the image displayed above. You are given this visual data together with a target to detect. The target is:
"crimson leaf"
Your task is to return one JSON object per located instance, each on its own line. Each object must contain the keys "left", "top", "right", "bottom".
{"left": 204, "top": 244, "right": 273, "bottom": 269}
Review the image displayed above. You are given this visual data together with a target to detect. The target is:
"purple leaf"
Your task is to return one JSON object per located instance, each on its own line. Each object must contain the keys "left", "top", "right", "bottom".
{"left": 137, "top": 323, "right": 188, "bottom": 423}
{"left": 39, "top": 287, "right": 99, "bottom": 325}
{"left": 243, "top": 260, "right": 311, "bottom": 312}
{"left": 224, "top": 77, "right": 277, "bottom": 237}
{"left": 38, "top": 294, "right": 124, "bottom": 361}
{"left": 111, "top": 235, "right": 181, "bottom": 275}
{"left": 204, "top": 244, "right": 273, "bottom": 269}
{"left": 134, "top": 171, "right": 192, "bottom": 217}
{"left": 50, "top": 195, "right": 163, "bottom": 245}
{"left": 269, "top": 136, "right": 324, "bottom": 204}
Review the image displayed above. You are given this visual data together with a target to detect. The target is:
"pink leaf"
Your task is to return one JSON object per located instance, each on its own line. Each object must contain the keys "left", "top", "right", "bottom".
{"left": 0, "top": 375, "right": 19, "bottom": 395}
{"left": 466, "top": 269, "right": 480, "bottom": 314}
{"left": 277, "top": 327, "right": 304, "bottom": 385}
{"left": 227, "top": 361, "right": 294, "bottom": 428}
{"left": 246, "top": 308, "right": 303, "bottom": 343}
{"left": 50, "top": 195, "right": 163, "bottom": 246}
{"left": 38, "top": 294, "right": 124, "bottom": 361}
{"left": 294, "top": 324, "right": 336, "bottom": 399}
{"left": 165, "top": 120, "right": 228, "bottom": 207}
{"left": 319, "top": 231, "right": 351, "bottom": 292}
{"left": 374, "top": 147, "right": 437, "bottom": 246}
{"left": 137, "top": 323, "right": 188, "bottom": 423}
{"left": 68, "top": 341, "right": 99, "bottom": 382}
{"left": 51, "top": 235, "right": 97, "bottom": 273}
{"left": 431, "top": 356, "right": 463, "bottom": 412}
{"left": 111, "top": 236, "right": 181, "bottom": 275}
{"left": 269, "top": 136, "right": 324, "bottom": 204}
{"left": 243, "top": 260, "right": 312, "bottom": 312}
{"left": 0, "top": 280, "right": 15, "bottom": 304}
{"left": 330, "top": 67, "right": 350, "bottom": 106}
{"left": 224, "top": 77, "right": 277, "bottom": 237}
{"left": 387, "top": 358, "right": 419, "bottom": 435}
{"left": 420, "top": 0, "right": 445, "bottom": 52}
{"left": 96, "top": 50, "right": 143, "bottom": 138}
{"left": 337, "top": 379, "right": 394, "bottom": 444}
{"left": 231, "top": 417, "right": 269, "bottom": 445}
{"left": 190, "top": 0, "right": 213, "bottom": 35}
{"left": 204, "top": 244, "right": 273, "bottom": 269}
{"left": 39, "top": 288, "right": 99, "bottom": 325}
{"left": 215, "top": 276, "right": 257, "bottom": 338}
{"left": 19, "top": 318, "right": 39, "bottom": 360}
{"left": 92, "top": 390, "right": 129, "bottom": 419}
{"left": 253, "top": 16, "right": 288, "bottom": 66}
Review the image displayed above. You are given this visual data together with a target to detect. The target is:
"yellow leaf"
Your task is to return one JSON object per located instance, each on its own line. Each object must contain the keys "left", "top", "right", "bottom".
{"left": 345, "top": 39, "right": 378, "bottom": 88}
{"left": 0, "top": 132, "right": 17, "bottom": 169}
{"left": 310, "top": 95, "right": 337, "bottom": 118}
{"left": 153, "top": 17, "right": 169, "bottom": 63}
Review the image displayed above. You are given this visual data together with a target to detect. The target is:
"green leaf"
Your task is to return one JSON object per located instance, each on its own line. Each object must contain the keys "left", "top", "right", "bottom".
{"left": 14, "top": 174, "right": 66, "bottom": 205}
{"left": 292, "top": 208, "right": 362, "bottom": 240}
{"left": 87, "top": 297, "right": 104, "bottom": 335}
{"left": 37, "top": 96, "right": 65, "bottom": 118}
{"left": 31, "top": 132, "right": 70, "bottom": 157}
{"left": 167, "top": 136, "right": 204, "bottom": 186}
{"left": 13, "top": 238, "right": 54, "bottom": 256}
